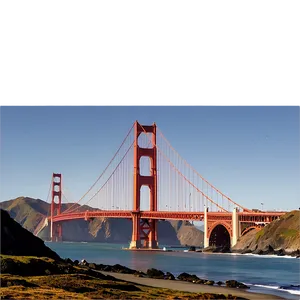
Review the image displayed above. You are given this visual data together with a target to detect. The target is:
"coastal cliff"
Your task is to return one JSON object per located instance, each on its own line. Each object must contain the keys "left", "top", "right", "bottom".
{"left": 0, "top": 209, "right": 60, "bottom": 260}
{"left": 232, "top": 210, "right": 300, "bottom": 256}
{"left": 0, "top": 197, "right": 203, "bottom": 246}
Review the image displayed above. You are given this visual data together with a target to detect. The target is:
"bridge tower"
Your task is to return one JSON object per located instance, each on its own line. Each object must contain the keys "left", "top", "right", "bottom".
{"left": 50, "top": 173, "right": 62, "bottom": 242}
{"left": 130, "top": 121, "right": 158, "bottom": 249}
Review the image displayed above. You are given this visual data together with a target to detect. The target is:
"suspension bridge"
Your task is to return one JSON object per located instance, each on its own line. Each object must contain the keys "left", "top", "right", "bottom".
{"left": 37, "top": 121, "right": 285, "bottom": 249}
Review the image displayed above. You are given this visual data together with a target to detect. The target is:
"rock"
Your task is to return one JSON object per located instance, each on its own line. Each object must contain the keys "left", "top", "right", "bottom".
{"left": 111, "top": 264, "right": 135, "bottom": 274}
{"left": 226, "top": 280, "right": 238, "bottom": 288}
{"left": 225, "top": 280, "right": 249, "bottom": 289}
{"left": 276, "top": 249, "right": 286, "bottom": 256}
{"left": 64, "top": 258, "right": 73, "bottom": 265}
{"left": 195, "top": 279, "right": 206, "bottom": 284}
{"left": 79, "top": 259, "right": 88, "bottom": 266}
{"left": 266, "top": 245, "right": 275, "bottom": 255}
{"left": 188, "top": 246, "right": 196, "bottom": 251}
{"left": 147, "top": 268, "right": 165, "bottom": 279}
{"left": 89, "top": 263, "right": 96, "bottom": 269}
{"left": 134, "top": 271, "right": 146, "bottom": 277}
{"left": 279, "top": 284, "right": 300, "bottom": 290}
{"left": 204, "top": 280, "right": 215, "bottom": 285}
{"left": 237, "top": 282, "right": 250, "bottom": 289}
{"left": 177, "top": 272, "right": 200, "bottom": 283}
{"left": 252, "top": 248, "right": 264, "bottom": 255}
{"left": 217, "top": 281, "right": 223, "bottom": 286}
{"left": 240, "top": 248, "right": 252, "bottom": 254}
{"left": 165, "top": 272, "right": 175, "bottom": 280}
{"left": 73, "top": 260, "right": 79, "bottom": 265}
{"left": 290, "top": 249, "right": 300, "bottom": 257}
{"left": 103, "top": 265, "right": 112, "bottom": 272}
{"left": 202, "top": 246, "right": 216, "bottom": 252}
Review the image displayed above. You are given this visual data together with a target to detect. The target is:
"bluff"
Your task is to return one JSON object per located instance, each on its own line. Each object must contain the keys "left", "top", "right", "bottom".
{"left": 0, "top": 197, "right": 204, "bottom": 246}
{"left": 232, "top": 210, "right": 300, "bottom": 256}
{"left": 0, "top": 209, "right": 60, "bottom": 260}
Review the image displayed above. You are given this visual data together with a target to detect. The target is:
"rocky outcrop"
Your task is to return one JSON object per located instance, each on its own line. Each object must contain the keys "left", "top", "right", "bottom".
{"left": 232, "top": 210, "right": 300, "bottom": 256}
{"left": 0, "top": 209, "right": 60, "bottom": 260}
{"left": 225, "top": 280, "right": 249, "bottom": 289}
{"left": 202, "top": 245, "right": 231, "bottom": 253}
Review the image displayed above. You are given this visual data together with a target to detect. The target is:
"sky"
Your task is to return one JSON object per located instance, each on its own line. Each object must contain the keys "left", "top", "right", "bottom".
{"left": 0, "top": 106, "right": 299, "bottom": 211}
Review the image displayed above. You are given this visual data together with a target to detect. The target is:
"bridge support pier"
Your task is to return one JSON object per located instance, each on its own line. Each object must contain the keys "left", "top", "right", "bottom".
{"left": 129, "top": 214, "right": 141, "bottom": 249}
{"left": 148, "top": 219, "right": 158, "bottom": 249}
{"left": 204, "top": 207, "right": 209, "bottom": 248}
{"left": 129, "top": 216, "right": 158, "bottom": 249}
{"left": 231, "top": 207, "right": 239, "bottom": 247}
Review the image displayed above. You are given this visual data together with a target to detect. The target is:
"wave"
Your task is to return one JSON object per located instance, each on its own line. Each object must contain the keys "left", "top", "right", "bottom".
{"left": 247, "top": 283, "right": 300, "bottom": 296}
{"left": 229, "top": 252, "right": 296, "bottom": 259}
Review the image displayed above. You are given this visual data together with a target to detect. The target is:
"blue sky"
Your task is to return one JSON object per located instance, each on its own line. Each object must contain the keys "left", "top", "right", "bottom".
{"left": 0, "top": 106, "right": 299, "bottom": 211}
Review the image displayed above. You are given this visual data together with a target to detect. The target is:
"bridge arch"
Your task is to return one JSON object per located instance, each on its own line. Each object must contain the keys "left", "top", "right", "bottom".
{"left": 241, "top": 225, "right": 260, "bottom": 236}
{"left": 208, "top": 222, "right": 231, "bottom": 248}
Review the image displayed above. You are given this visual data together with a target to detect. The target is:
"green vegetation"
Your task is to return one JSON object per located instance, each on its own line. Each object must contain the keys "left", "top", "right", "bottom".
{"left": 1, "top": 254, "right": 54, "bottom": 264}
{"left": 0, "top": 273, "right": 245, "bottom": 299}
{"left": 280, "top": 229, "right": 299, "bottom": 238}
{"left": 255, "top": 228, "right": 264, "bottom": 241}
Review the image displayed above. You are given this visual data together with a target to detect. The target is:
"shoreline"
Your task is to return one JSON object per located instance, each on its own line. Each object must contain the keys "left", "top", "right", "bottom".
{"left": 101, "top": 271, "right": 284, "bottom": 300}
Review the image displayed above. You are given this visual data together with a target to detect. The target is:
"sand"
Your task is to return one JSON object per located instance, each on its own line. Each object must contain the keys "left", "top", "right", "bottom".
{"left": 102, "top": 271, "right": 284, "bottom": 300}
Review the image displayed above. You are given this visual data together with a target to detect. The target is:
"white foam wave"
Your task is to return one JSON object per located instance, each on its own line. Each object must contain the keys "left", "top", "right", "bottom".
{"left": 236, "top": 253, "right": 296, "bottom": 259}
{"left": 254, "top": 284, "right": 280, "bottom": 290}
{"left": 252, "top": 284, "right": 300, "bottom": 295}
{"left": 287, "top": 290, "right": 300, "bottom": 295}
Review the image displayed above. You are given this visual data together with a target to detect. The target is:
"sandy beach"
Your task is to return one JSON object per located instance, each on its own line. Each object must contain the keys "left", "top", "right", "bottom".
{"left": 102, "top": 271, "right": 284, "bottom": 300}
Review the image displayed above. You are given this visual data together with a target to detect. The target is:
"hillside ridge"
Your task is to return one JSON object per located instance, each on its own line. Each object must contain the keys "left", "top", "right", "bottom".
{"left": 0, "top": 197, "right": 204, "bottom": 246}
{"left": 232, "top": 210, "right": 300, "bottom": 256}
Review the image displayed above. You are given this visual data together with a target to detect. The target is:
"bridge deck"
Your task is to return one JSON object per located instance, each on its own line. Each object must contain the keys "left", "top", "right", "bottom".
{"left": 51, "top": 210, "right": 286, "bottom": 223}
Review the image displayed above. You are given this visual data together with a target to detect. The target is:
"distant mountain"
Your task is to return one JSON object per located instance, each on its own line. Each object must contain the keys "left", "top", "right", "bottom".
{"left": 232, "top": 210, "right": 300, "bottom": 256}
{"left": 169, "top": 220, "right": 204, "bottom": 247}
{"left": 0, "top": 197, "right": 204, "bottom": 246}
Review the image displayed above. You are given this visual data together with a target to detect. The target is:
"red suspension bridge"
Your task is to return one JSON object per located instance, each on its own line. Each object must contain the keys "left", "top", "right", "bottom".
{"left": 37, "top": 121, "right": 285, "bottom": 249}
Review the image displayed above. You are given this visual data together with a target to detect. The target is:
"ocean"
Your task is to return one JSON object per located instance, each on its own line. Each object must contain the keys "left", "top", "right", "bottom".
{"left": 46, "top": 242, "right": 300, "bottom": 299}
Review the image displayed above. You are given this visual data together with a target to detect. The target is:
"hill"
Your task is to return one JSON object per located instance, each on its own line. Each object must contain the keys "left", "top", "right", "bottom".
{"left": 232, "top": 210, "right": 300, "bottom": 256}
{"left": 1, "top": 209, "right": 60, "bottom": 260}
{"left": 0, "top": 197, "right": 204, "bottom": 246}
{"left": 169, "top": 220, "right": 204, "bottom": 247}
